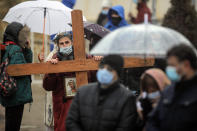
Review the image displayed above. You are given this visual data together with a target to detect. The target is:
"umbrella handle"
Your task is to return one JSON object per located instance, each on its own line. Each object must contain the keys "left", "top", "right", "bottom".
{"left": 42, "top": 17, "right": 46, "bottom": 55}
{"left": 42, "top": 8, "right": 47, "bottom": 60}
{"left": 144, "top": 14, "right": 148, "bottom": 24}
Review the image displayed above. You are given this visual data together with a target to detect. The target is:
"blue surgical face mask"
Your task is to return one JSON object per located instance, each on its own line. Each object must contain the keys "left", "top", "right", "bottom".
{"left": 166, "top": 66, "right": 181, "bottom": 82}
{"left": 60, "top": 45, "right": 73, "bottom": 55}
{"left": 147, "top": 91, "right": 160, "bottom": 100}
{"left": 133, "top": 0, "right": 138, "bottom": 4}
{"left": 96, "top": 68, "right": 114, "bottom": 85}
{"left": 101, "top": 10, "right": 109, "bottom": 15}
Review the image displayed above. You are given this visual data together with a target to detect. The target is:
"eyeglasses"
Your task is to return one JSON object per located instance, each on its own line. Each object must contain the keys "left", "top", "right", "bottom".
{"left": 59, "top": 41, "right": 71, "bottom": 45}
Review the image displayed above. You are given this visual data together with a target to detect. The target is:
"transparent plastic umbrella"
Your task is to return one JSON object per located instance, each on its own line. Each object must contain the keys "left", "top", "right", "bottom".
{"left": 90, "top": 24, "right": 195, "bottom": 58}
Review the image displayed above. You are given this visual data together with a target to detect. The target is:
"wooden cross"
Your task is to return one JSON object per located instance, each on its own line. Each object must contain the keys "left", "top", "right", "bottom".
{"left": 7, "top": 10, "right": 154, "bottom": 87}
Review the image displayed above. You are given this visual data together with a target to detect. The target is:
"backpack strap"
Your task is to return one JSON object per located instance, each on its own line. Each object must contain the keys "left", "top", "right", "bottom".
{"left": 0, "top": 43, "right": 6, "bottom": 50}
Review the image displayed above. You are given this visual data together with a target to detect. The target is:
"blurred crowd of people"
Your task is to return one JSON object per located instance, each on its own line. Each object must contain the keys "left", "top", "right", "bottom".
{"left": 97, "top": 0, "right": 151, "bottom": 31}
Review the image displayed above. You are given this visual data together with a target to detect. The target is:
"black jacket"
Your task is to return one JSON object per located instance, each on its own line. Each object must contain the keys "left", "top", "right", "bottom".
{"left": 66, "top": 82, "right": 137, "bottom": 131}
{"left": 146, "top": 74, "right": 197, "bottom": 131}
{"left": 96, "top": 13, "right": 108, "bottom": 26}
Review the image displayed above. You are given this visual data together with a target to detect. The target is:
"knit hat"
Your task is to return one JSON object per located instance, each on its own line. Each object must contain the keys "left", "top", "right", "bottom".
{"left": 100, "top": 54, "right": 124, "bottom": 76}
{"left": 62, "top": 0, "right": 76, "bottom": 9}
{"left": 102, "top": 0, "right": 112, "bottom": 8}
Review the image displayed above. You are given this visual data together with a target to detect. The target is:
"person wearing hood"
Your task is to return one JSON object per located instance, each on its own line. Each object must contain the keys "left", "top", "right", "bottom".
{"left": 62, "top": 0, "right": 76, "bottom": 9}
{"left": 136, "top": 68, "right": 171, "bottom": 131}
{"left": 129, "top": 0, "right": 151, "bottom": 24}
{"left": 146, "top": 44, "right": 197, "bottom": 131}
{"left": 0, "top": 22, "right": 33, "bottom": 131}
{"left": 96, "top": 0, "right": 112, "bottom": 26}
{"left": 104, "top": 5, "right": 129, "bottom": 31}
{"left": 66, "top": 55, "right": 137, "bottom": 131}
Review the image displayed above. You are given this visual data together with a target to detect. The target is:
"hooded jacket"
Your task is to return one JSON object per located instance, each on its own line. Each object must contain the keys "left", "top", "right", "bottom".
{"left": 3, "top": 22, "right": 23, "bottom": 44}
{"left": 0, "top": 22, "right": 33, "bottom": 107}
{"left": 141, "top": 68, "right": 171, "bottom": 91}
{"left": 135, "top": 68, "right": 171, "bottom": 131}
{"left": 131, "top": 2, "right": 152, "bottom": 24}
{"left": 62, "top": 0, "right": 76, "bottom": 9}
{"left": 104, "top": 5, "right": 129, "bottom": 31}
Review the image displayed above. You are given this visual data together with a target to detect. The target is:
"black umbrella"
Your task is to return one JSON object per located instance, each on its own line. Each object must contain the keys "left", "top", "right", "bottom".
{"left": 69, "top": 22, "right": 110, "bottom": 49}
{"left": 83, "top": 22, "right": 110, "bottom": 40}
{"left": 69, "top": 22, "right": 110, "bottom": 40}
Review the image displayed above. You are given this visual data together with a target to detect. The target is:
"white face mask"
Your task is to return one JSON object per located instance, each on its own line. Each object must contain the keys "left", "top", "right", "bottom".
{"left": 147, "top": 91, "right": 160, "bottom": 100}
{"left": 133, "top": 0, "right": 138, "bottom": 4}
{"left": 96, "top": 68, "right": 114, "bottom": 86}
{"left": 101, "top": 10, "right": 109, "bottom": 15}
{"left": 166, "top": 66, "right": 181, "bottom": 82}
{"left": 59, "top": 45, "right": 73, "bottom": 55}
{"left": 142, "top": 92, "right": 147, "bottom": 98}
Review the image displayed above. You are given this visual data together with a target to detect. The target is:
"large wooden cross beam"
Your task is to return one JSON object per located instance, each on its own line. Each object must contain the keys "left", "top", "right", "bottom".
{"left": 7, "top": 10, "right": 154, "bottom": 87}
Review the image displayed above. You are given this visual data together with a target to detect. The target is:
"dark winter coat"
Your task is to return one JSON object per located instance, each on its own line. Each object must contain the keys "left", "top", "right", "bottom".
{"left": 0, "top": 22, "right": 33, "bottom": 107}
{"left": 43, "top": 53, "right": 75, "bottom": 131}
{"left": 131, "top": 3, "right": 152, "bottom": 24}
{"left": 97, "top": 13, "right": 108, "bottom": 26}
{"left": 66, "top": 81, "right": 137, "bottom": 131}
{"left": 146, "top": 74, "right": 197, "bottom": 131}
{"left": 43, "top": 72, "right": 73, "bottom": 131}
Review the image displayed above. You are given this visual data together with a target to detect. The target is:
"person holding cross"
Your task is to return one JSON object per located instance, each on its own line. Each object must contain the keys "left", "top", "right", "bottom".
{"left": 66, "top": 54, "right": 138, "bottom": 131}
{"left": 43, "top": 32, "right": 102, "bottom": 131}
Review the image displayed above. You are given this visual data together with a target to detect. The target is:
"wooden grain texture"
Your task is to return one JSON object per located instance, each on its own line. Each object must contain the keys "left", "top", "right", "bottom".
{"left": 7, "top": 58, "right": 154, "bottom": 76}
{"left": 71, "top": 10, "right": 88, "bottom": 87}
{"left": 71, "top": 10, "right": 86, "bottom": 60}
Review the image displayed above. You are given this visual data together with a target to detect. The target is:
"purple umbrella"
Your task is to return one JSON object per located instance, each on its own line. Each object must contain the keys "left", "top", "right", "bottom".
{"left": 83, "top": 22, "right": 110, "bottom": 40}
{"left": 69, "top": 22, "right": 110, "bottom": 40}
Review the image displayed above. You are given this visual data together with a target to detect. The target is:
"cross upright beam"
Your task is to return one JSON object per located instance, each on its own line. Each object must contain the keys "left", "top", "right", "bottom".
{"left": 71, "top": 10, "right": 88, "bottom": 87}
